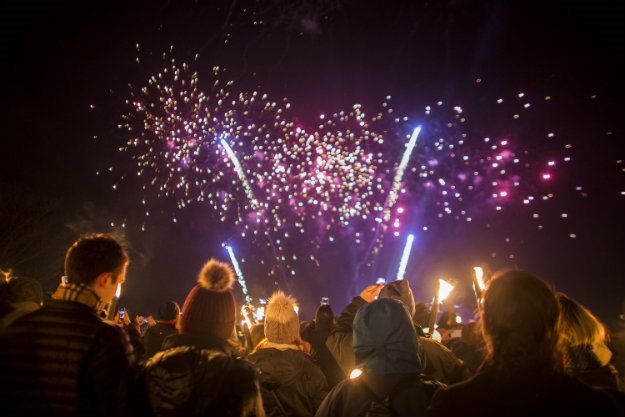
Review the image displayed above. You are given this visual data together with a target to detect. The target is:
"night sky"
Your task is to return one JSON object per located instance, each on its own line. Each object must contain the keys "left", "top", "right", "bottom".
{"left": 2, "top": 0, "right": 624, "bottom": 324}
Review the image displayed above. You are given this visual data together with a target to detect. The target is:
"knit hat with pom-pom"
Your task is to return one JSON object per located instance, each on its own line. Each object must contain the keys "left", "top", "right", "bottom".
{"left": 179, "top": 259, "right": 237, "bottom": 340}
{"left": 264, "top": 291, "right": 300, "bottom": 344}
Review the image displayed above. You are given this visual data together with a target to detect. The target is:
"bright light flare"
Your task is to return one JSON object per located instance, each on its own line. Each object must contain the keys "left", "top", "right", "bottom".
{"left": 473, "top": 266, "right": 485, "bottom": 291}
{"left": 438, "top": 278, "right": 454, "bottom": 302}
{"left": 396, "top": 234, "right": 415, "bottom": 280}
{"left": 240, "top": 305, "right": 253, "bottom": 329}
{"left": 349, "top": 368, "right": 363, "bottom": 379}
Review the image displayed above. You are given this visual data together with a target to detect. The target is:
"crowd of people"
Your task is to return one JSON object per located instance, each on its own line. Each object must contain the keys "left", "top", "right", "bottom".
{"left": 0, "top": 232, "right": 624, "bottom": 416}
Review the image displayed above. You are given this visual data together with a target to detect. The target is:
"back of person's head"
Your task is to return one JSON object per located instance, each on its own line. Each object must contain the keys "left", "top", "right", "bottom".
{"left": 461, "top": 321, "right": 485, "bottom": 346}
{"left": 157, "top": 300, "right": 180, "bottom": 322}
{"left": 314, "top": 304, "right": 334, "bottom": 326}
{"left": 264, "top": 291, "right": 300, "bottom": 344}
{"left": 557, "top": 292, "right": 606, "bottom": 348}
{"left": 481, "top": 269, "right": 560, "bottom": 372}
{"left": 144, "top": 346, "right": 264, "bottom": 417}
{"left": 353, "top": 298, "right": 421, "bottom": 374}
{"left": 179, "top": 259, "right": 237, "bottom": 340}
{"left": 64, "top": 233, "right": 128, "bottom": 285}
{"left": 379, "top": 279, "right": 416, "bottom": 317}
{"left": 0, "top": 277, "right": 43, "bottom": 305}
{"left": 250, "top": 323, "right": 265, "bottom": 349}
{"left": 413, "top": 301, "right": 430, "bottom": 329}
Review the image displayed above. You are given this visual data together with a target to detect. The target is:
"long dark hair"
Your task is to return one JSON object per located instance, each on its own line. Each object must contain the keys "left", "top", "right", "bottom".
{"left": 480, "top": 270, "right": 561, "bottom": 374}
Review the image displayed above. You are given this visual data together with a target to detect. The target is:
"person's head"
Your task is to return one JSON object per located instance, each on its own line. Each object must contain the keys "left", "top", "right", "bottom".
{"left": 481, "top": 269, "right": 560, "bottom": 372}
{"left": 353, "top": 298, "right": 421, "bottom": 375}
{"left": 179, "top": 259, "right": 237, "bottom": 340}
{"left": 314, "top": 304, "right": 334, "bottom": 326}
{"left": 144, "top": 346, "right": 264, "bottom": 417}
{"left": 557, "top": 292, "right": 606, "bottom": 349}
{"left": 264, "top": 291, "right": 300, "bottom": 344}
{"left": 157, "top": 300, "right": 181, "bottom": 322}
{"left": 0, "top": 277, "right": 44, "bottom": 306}
{"left": 413, "top": 301, "right": 430, "bottom": 329}
{"left": 250, "top": 323, "right": 265, "bottom": 349}
{"left": 64, "top": 233, "right": 129, "bottom": 304}
{"left": 378, "top": 279, "right": 416, "bottom": 318}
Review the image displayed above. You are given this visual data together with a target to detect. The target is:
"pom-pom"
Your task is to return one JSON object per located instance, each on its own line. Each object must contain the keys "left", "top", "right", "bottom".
{"left": 266, "top": 290, "right": 298, "bottom": 324}
{"left": 197, "top": 259, "right": 235, "bottom": 292}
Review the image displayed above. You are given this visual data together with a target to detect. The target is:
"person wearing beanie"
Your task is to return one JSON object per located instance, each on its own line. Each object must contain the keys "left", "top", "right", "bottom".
{"left": 316, "top": 298, "right": 444, "bottom": 417}
{"left": 326, "top": 280, "right": 470, "bottom": 385}
{"left": 248, "top": 291, "right": 328, "bottom": 417}
{"left": 161, "top": 258, "right": 239, "bottom": 355}
{"left": 143, "top": 300, "right": 181, "bottom": 360}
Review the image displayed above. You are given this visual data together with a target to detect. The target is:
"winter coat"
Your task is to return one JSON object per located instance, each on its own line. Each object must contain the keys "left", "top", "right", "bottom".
{"left": 301, "top": 321, "right": 346, "bottom": 387}
{"left": 141, "top": 345, "right": 263, "bottom": 417}
{"left": 248, "top": 345, "right": 328, "bottom": 417}
{"left": 0, "top": 299, "right": 134, "bottom": 417}
{"left": 143, "top": 322, "right": 178, "bottom": 360}
{"left": 0, "top": 300, "right": 41, "bottom": 329}
{"left": 427, "top": 367, "right": 625, "bottom": 417}
{"left": 317, "top": 298, "right": 444, "bottom": 417}
{"left": 326, "top": 296, "right": 469, "bottom": 384}
{"left": 315, "top": 374, "right": 443, "bottom": 417}
{"left": 564, "top": 344, "right": 622, "bottom": 391}
{"left": 161, "top": 331, "right": 239, "bottom": 356}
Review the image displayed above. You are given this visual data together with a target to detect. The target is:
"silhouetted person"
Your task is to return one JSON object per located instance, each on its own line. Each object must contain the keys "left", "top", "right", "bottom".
{"left": 0, "top": 233, "right": 134, "bottom": 417}
{"left": 427, "top": 269, "right": 624, "bottom": 416}
{"left": 316, "top": 298, "right": 443, "bottom": 417}
{"left": 249, "top": 291, "right": 328, "bottom": 417}
{"left": 557, "top": 292, "right": 622, "bottom": 391}
{"left": 327, "top": 280, "right": 469, "bottom": 385}
{"left": 161, "top": 259, "right": 240, "bottom": 355}
{"left": 143, "top": 300, "right": 180, "bottom": 360}
{"left": 302, "top": 303, "right": 346, "bottom": 387}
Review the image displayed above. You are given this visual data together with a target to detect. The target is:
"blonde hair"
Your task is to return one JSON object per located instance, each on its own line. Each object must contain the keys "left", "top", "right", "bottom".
{"left": 557, "top": 292, "right": 607, "bottom": 349}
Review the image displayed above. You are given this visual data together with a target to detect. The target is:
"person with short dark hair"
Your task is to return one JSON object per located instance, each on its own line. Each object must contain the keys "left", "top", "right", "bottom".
{"left": 0, "top": 233, "right": 134, "bottom": 417}
{"left": 427, "top": 270, "right": 625, "bottom": 416}
{"left": 143, "top": 300, "right": 180, "bottom": 359}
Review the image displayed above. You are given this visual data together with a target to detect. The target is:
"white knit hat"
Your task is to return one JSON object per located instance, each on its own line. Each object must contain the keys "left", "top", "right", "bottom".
{"left": 264, "top": 291, "right": 300, "bottom": 344}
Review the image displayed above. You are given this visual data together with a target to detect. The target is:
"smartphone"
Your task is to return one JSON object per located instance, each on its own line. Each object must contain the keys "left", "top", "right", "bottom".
{"left": 376, "top": 277, "right": 386, "bottom": 286}
{"left": 321, "top": 297, "right": 329, "bottom": 305}
{"left": 450, "top": 329, "right": 462, "bottom": 338}
{"left": 119, "top": 307, "right": 126, "bottom": 320}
